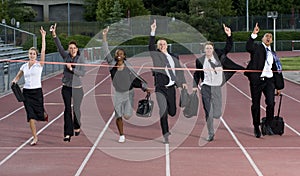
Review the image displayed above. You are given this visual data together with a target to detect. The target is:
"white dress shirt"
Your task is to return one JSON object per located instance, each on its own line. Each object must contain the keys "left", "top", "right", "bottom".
{"left": 202, "top": 57, "right": 223, "bottom": 86}
{"left": 20, "top": 62, "right": 43, "bottom": 89}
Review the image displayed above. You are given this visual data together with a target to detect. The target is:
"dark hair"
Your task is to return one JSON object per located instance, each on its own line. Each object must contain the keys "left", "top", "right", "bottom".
{"left": 68, "top": 40, "right": 80, "bottom": 55}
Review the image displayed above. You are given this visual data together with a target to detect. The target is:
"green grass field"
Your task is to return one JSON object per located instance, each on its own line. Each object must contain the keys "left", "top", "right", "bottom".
{"left": 281, "top": 57, "right": 300, "bottom": 70}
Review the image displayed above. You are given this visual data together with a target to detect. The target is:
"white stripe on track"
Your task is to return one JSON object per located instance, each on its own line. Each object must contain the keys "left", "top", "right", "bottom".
{"left": 74, "top": 112, "right": 115, "bottom": 176}
{"left": 75, "top": 62, "right": 150, "bottom": 175}
{"left": 183, "top": 60, "right": 263, "bottom": 175}
{"left": 0, "top": 67, "right": 99, "bottom": 122}
{"left": 0, "top": 67, "right": 106, "bottom": 167}
{"left": 221, "top": 117, "right": 263, "bottom": 176}
{"left": 228, "top": 82, "right": 300, "bottom": 136}
{"left": 165, "top": 144, "right": 171, "bottom": 176}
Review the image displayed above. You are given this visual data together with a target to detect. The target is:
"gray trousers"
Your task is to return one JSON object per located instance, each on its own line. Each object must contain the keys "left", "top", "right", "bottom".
{"left": 201, "top": 84, "right": 222, "bottom": 136}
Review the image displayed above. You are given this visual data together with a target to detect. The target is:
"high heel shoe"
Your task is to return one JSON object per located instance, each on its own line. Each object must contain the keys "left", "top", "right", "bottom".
{"left": 74, "top": 129, "right": 80, "bottom": 136}
{"left": 63, "top": 135, "right": 71, "bottom": 142}
{"left": 30, "top": 138, "right": 38, "bottom": 146}
{"left": 44, "top": 112, "right": 48, "bottom": 122}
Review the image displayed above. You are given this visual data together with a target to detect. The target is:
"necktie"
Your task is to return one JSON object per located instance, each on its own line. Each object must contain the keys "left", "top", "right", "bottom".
{"left": 271, "top": 50, "right": 282, "bottom": 73}
{"left": 166, "top": 61, "right": 176, "bottom": 81}
{"left": 208, "top": 59, "right": 220, "bottom": 74}
{"left": 266, "top": 48, "right": 282, "bottom": 73}
{"left": 266, "top": 48, "right": 270, "bottom": 65}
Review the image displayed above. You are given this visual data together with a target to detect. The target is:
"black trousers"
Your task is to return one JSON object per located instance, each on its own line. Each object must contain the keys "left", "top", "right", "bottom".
{"left": 155, "top": 85, "right": 176, "bottom": 135}
{"left": 249, "top": 78, "right": 275, "bottom": 127}
{"left": 61, "top": 86, "right": 84, "bottom": 136}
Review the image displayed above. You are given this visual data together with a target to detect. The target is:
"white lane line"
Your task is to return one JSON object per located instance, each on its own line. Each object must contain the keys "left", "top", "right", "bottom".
{"left": 221, "top": 117, "right": 263, "bottom": 176}
{"left": 165, "top": 144, "right": 171, "bottom": 176}
{"left": 0, "top": 67, "right": 108, "bottom": 167}
{"left": 74, "top": 112, "right": 115, "bottom": 176}
{"left": 0, "top": 112, "right": 64, "bottom": 167}
{"left": 228, "top": 81, "right": 300, "bottom": 136}
{"left": 0, "top": 67, "right": 99, "bottom": 122}
{"left": 183, "top": 59, "right": 262, "bottom": 175}
{"left": 75, "top": 62, "right": 150, "bottom": 175}
{"left": 0, "top": 86, "right": 61, "bottom": 122}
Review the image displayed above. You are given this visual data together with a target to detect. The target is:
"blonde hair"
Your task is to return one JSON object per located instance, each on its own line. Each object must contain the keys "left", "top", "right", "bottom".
{"left": 29, "top": 47, "right": 39, "bottom": 55}
{"left": 204, "top": 41, "right": 214, "bottom": 48}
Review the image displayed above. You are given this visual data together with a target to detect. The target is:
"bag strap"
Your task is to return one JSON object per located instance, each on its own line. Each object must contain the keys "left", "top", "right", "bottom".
{"left": 146, "top": 92, "right": 151, "bottom": 100}
{"left": 276, "top": 94, "right": 283, "bottom": 117}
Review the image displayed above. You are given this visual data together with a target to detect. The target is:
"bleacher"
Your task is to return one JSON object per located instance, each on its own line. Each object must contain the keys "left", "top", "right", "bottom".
{"left": 0, "top": 39, "right": 27, "bottom": 73}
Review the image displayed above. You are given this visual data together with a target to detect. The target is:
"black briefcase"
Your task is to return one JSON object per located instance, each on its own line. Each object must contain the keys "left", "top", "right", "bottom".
{"left": 11, "top": 83, "right": 25, "bottom": 102}
{"left": 136, "top": 92, "right": 154, "bottom": 117}
{"left": 261, "top": 94, "right": 284, "bottom": 135}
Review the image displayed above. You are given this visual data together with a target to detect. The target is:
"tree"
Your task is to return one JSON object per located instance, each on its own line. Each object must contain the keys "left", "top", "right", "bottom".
{"left": 188, "top": 0, "right": 236, "bottom": 41}
{"left": 83, "top": 0, "right": 98, "bottom": 21}
{"left": 0, "top": 0, "right": 36, "bottom": 23}
{"left": 248, "top": 0, "right": 293, "bottom": 16}
{"left": 96, "top": 0, "right": 149, "bottom": 23}
{"left": 143, "top": 0, "right": 189, "bottom": 15}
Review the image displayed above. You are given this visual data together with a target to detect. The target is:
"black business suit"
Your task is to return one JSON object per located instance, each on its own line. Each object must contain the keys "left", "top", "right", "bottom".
{"left": 245, "top": 36, "right": 280, "bottom": 129}
{"left": 148, "top": 35, "right": 186, "bottom": 136}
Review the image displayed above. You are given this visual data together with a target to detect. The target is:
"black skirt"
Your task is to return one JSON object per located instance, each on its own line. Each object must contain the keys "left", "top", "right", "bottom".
{"left": 23, "top": 88, "right": 46, "bottom": 122}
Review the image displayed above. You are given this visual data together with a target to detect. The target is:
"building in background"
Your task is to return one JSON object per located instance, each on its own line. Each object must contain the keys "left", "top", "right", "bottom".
{"left": 21, "top": 0, "right": 84, "bottom": 22}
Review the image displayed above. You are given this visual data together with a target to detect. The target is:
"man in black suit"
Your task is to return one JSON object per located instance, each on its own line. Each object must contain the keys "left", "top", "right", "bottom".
{"left": 148, "top": 19, "right": 187, "bottom": 144}
{"left": 245, "top": 23, "right": 284, "bottom": 138}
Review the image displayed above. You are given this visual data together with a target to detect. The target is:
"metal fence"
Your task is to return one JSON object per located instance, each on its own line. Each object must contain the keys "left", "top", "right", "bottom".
{"left": 0, "top": 52, "right": 64, "bottom": 94}
{"left": 19, "top": 13, "right": 300, "bottom": 37}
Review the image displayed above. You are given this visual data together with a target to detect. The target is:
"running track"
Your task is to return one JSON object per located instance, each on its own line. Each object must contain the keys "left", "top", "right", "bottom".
{"left": 0, "top": 51, "right": 300, "bottom": 176}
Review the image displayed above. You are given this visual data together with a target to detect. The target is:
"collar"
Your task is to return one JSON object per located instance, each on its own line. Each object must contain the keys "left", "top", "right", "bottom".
{"left": 262, "top": 43, "right": 271, "bottom": 51}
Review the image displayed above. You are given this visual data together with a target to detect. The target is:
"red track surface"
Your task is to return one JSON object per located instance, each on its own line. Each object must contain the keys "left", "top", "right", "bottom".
{"left": 0, "top": 52, "right": 300, "bottom": 176}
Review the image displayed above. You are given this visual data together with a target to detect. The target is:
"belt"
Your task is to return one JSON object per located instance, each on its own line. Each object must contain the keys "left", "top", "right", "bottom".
{"left": 260, "top": 77, "right": 272, "bottom": 81}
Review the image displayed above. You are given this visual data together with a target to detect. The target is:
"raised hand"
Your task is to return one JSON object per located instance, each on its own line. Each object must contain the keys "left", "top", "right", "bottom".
{"left": 103, "top": 26, "right": 109, "bottom": 36}
{"left": 50, "top": 23, "right": 57, "bottom": 37}
{"left": 102, "top": 26, "right": 109, "bottom": 42}
{"left": 151, "top": 19, "right": 156, "bottom": 32}
{"left": 223, "top": 24, "right": 231, "bottom": 37}
{"left": 253, "top": 22, "right": 259, "bottom": 34}
{"left": 40, "top": 26, "right": 46, "bottom": 36}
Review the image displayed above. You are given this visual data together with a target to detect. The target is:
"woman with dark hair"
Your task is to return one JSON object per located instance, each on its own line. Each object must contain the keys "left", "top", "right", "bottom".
{"left": 102, "top": 26, "right": 149, "bottom": 143}
{"left": 50, "top": 23, "right": 86, "bottom": 142}
{"left": 12, "top": 26, "right": 47, "bottom": 146}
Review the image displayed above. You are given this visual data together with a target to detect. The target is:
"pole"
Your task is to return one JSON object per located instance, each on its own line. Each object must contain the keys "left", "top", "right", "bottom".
{"left": 273, "top": 17, "right": 276, "bottom": 51}
{"left": 246, "top": 0, "right": 249, "bottom": 32}
{"left": 68, "top": 0, "right": 70, "bottom": 36}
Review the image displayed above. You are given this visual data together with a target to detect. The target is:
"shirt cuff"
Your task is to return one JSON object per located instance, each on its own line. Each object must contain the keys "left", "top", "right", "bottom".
{"left": 251, "top": 33, "right": 257, "bottom": 39}
{"left": 150, "top": 31, "right": 155, "bottom": 36}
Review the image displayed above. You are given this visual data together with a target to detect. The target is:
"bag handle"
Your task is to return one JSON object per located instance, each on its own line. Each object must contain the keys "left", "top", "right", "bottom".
{"left": 145, "top": 92, "right": 151, "bottom": 100}
{"left": 276, "top": 94, "right": 283, "bottom": 117}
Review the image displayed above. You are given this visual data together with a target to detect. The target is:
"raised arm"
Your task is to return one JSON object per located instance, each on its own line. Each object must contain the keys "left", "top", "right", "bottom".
{"left": 246, "top": 23, "right": 259, "bottom": 53}
{"left": 39, "top": 26, "right": 46, "bottom": 67}
{"left": 222, "top": 24, "right": 233, "bottom": 54}
{"left": 148, "top": 19, "right": 157, "bottom": 51}
{"left": 50, "top": 23, "right": 68, "bottom": 59}
{"left": 102, "top": 26, "right": 114, "bottom": 65}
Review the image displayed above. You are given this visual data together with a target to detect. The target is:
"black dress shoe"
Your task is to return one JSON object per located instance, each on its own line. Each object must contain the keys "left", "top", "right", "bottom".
{"left": 206, "top": 135, "right": 214, "bottom": 142}
{"left": 74, "top": 129, "right": 81, "bottom": 136}
{"left": 64, "top": 135, "right": 71, "bottom": 142}
{"left": 254, "top": 127, "right": 261, "bottom": 138}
